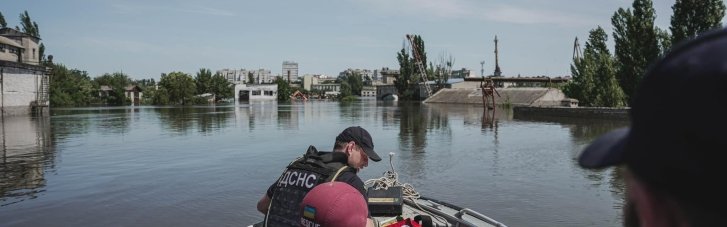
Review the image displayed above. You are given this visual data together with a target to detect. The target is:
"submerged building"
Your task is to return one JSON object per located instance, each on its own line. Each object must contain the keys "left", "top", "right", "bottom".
{"left": 0, "top": 28, "right": 50, "bottom": 116}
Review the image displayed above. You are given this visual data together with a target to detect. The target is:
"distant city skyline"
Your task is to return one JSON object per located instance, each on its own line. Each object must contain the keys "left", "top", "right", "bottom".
{"left": 3, "top": 0, "right": 718, "bottom": 80}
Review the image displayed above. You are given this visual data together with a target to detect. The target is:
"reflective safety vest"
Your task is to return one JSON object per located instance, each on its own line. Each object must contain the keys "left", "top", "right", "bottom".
{"left": 264, "top": 146, "right": 351, "bottom": 227}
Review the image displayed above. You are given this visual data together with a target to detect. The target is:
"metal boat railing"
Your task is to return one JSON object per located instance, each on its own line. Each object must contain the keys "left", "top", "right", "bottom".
{"left": 454, "top": 208, "right": 507, "bottom": 227}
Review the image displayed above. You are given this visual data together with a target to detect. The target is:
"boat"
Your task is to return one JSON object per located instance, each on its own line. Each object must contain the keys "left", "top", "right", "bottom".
{"left": 250, "top": 153, "right": 507, "bottom": 227}
{"left": 365, "top": 154, "right": 507, "bottom": 227}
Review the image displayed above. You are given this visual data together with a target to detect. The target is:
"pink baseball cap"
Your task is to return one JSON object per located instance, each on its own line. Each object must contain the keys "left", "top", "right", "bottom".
{"left": 300, "top": 182, "right": 369, "bottom": 227}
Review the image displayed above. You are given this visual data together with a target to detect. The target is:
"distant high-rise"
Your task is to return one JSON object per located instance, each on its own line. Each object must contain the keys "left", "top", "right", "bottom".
{"left": 282, "top": 61, "right": 299, "bottom": 83}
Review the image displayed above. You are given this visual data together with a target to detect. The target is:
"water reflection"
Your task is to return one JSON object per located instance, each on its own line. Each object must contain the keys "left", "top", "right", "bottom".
{"left": 513, "top": 111, "right": 631, "bottom": 209}
{"left": 0, "top": 115, "right": 53, "bottom": 206}
{"left": 154, "top": 106, "right": 232, "bottom": 135}
{"left": 276, "top": 103, "right": 299, "bottom": 130}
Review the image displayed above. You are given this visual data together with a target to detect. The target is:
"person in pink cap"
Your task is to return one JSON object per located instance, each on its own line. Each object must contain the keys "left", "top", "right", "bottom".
{"left": 299, "top": 182, "right": 374, "bottom": 227}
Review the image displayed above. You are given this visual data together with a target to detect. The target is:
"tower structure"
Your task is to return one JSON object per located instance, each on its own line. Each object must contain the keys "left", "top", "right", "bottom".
{"left": 493, "top": 36, "right": 502, "bottom": 77}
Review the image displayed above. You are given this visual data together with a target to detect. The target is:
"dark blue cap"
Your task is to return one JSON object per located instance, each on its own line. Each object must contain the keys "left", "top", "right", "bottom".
{"left": 578, "top": 28, "right": 727, "bottom": 206}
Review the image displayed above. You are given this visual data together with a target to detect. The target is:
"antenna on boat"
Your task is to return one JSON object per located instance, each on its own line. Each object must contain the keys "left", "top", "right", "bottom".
{"left": 388, "top": 152, "right": 395, "bottom": 172}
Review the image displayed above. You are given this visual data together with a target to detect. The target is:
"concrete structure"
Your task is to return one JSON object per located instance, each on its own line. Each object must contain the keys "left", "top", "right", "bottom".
{"left": 379, "top": 67, "right": 398, "bottom": 85}
{"left": 1, "top": 27, "right": 48, "bottom": 114}
{"left": 513, "top": 106, "right": 628, "bottom": 120}
{"left": 302, "top": 74, "right": 320, "bottom": 91}
{"left": 124, "top": 85, "right": 143, "bottom": 106}
{"left": 0, "top": 28, "right": 41, "bottom": 66}
{"left": 424, "top": 87, "right": 571, "bottom": 107}
{"left": 234, "top": 84, "right": 277, "bottom": 101}
{"left": 311, "top": 84, "right": 340, "bottom": 93}
{"left": 451, "top": 68, "right": 476, "bottom": 78}
{"left": 282, "top": 61, "right": 299, "bottom": 83}
{"left": 361, "top": 86, "right": 376, "bottom": 97}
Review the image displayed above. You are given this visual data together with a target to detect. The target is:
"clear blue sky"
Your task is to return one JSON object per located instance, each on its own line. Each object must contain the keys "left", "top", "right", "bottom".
{"left": 4, "top": 0, "right": 706, "bottom": 80}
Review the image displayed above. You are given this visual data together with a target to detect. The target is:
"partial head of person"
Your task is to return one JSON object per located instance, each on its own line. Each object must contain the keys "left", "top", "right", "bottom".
{"left": 334, "top": 126, "right": 381, "bottom": 171}
{"left": 578, "top": 28, "right": 727, "bottom": 227}
{"left": 299, "top": 182, "right": 371, "bottom": 227}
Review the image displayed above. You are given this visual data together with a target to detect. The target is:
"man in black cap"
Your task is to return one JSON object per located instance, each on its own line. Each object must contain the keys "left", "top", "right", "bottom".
{"left": 256, "top": 126, "right": 381, "bottom": 227}
{"left": 578, "top": 28, "right": 727, "bottom": 227}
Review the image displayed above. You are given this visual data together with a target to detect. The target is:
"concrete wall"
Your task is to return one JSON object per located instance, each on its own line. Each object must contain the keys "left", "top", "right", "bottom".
{"left": 1, "top": 63, "right": 48, "bottom": 116}
{"left": 513, "top": 106, "right": 629, "bottom": 120}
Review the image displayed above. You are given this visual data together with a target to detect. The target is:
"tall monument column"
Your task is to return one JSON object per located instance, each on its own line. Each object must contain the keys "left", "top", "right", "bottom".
{"left": 494, "top": 35, "right": 502, "bottom": 77}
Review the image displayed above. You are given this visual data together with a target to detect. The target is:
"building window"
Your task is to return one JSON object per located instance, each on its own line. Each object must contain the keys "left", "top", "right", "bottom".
{"left": 252, "top": 90, "right": 261, "bottom": 96}
{"left": 32, "top": 48, "right": 35, "bottom": 59}
{"left": 264, "top": 90, "right": 273, "bottom": 96}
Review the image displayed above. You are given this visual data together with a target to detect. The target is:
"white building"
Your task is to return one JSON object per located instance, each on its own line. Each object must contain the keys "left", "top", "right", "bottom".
{"left": 217, "top": 68, "right": 275, "bottom": 84}
{"left": 234, "top": 84, "right": 277, "bottom": 101}
{"left": 1, "top": 28, "right": 49, "bottom": 116}
{"left": 282, "top": 61, "right": 299, "bottom": 83}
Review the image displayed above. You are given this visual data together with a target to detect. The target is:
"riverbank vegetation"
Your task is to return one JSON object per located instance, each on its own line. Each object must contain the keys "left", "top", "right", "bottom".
{"left": 564, "top": 0, "right": 725, "bottom": 107}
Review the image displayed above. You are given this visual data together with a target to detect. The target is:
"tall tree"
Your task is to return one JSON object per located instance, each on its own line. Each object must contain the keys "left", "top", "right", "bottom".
{"left": 19, "top": 11, "right": 39, "bottom": 37}
{"left": 670, "top": 0, "right": 726, "bottom": 45}
{"left": 565, "top": 27, "right": 626, "bottom": 107}
{"left": 274, "top": 77, "right": 292, "bottom": 101}
{"left": 195, "top": 68, "right": 212, "bottom": 94}
{"left": 247, "top": 72, "right": 255, "bottom": 84}
{"left": 395, "top": 48, "right": 415, "bottom": 100}
{"left": 611, "top": 0, "right": 661, "bottom": 105}
{"left": 0, "top": 11, "right": 7, "bottom": 28}
{"left": 395, "top": 34, "right": 428, "bottom": 100}
{"left": 434, "top": 52, "right": 454, "bottom": 91}
{"left": 209, "top": 73, "right": 233, "bottom": 102}
{"left": 159, "top": 72, "right": 196, "bottom": 105}
{"left": 18, "top": 11, "right": 45, "bottom": 61}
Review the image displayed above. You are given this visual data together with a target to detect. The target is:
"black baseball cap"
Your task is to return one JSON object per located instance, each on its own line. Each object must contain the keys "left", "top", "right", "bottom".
{"left": 578, "top": 28, "right": 727, "bottom": 206}
{"left": 336, "top": 126, "right": 381, "bottom": 162}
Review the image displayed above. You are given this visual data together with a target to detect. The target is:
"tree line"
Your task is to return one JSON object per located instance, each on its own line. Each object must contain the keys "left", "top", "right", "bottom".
{"left": 2, "top": 10, "right": 235, "bottom": 107}
{"left": 564, "top": 0, "right": 725, "bottom": 107}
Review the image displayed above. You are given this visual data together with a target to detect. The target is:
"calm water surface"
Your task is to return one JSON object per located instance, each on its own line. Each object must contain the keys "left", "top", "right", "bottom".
{"left": 0, "top": 100, "right": 629, "bottom": 227}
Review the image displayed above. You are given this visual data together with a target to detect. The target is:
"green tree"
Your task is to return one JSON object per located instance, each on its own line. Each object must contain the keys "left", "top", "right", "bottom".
{"left": 18, "top": 11, "right": 45, "bottom": 62}
{"left": 566, "top": 27, "right": 626, "bottom": 107}
{"left": 49, "top": 64, "right": 95, "bottom": 106}
{"left": 337, "top": 71, "right": 363, "bottom": 96}
{"left": 19, "top": 11, "right": 39, "bottom": 37}
{"left": 247, "top": 72, "right": 255, "bottom": 84}
{"left": 159, "top": 72, "right": 196, "bottom": 105}
{"left": 274, "top": 77, "right": 292, "bottom": 101}
{"left": 433, "top": 53, "right": 454, "bottom": 91}
{"left": 151, "top": 87, "right": 170, "bottom": 105}
{"left": 339, "top": 81, "right": 352, "bottom": 98}
{"left": 195, "top": 68, "right": 212, "bottom": 94}
{"left": 611, "top": 0, "right": 661, "bottom": 105}
{"left": 395, "top": 48, "right": 415, "bottom": 100}
{"left": 209, "top": 73, "right": 233, "bottom": 102}
{"left": 670, "top": 0, "right": 726, "bottom": 45}
{"left": 0, "top": 11, "right": 7, "bottom": 28}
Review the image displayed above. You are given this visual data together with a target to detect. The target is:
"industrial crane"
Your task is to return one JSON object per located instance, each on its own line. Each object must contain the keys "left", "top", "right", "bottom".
{"left": 405, "top": 34, "right": 431, "bottom": 98}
